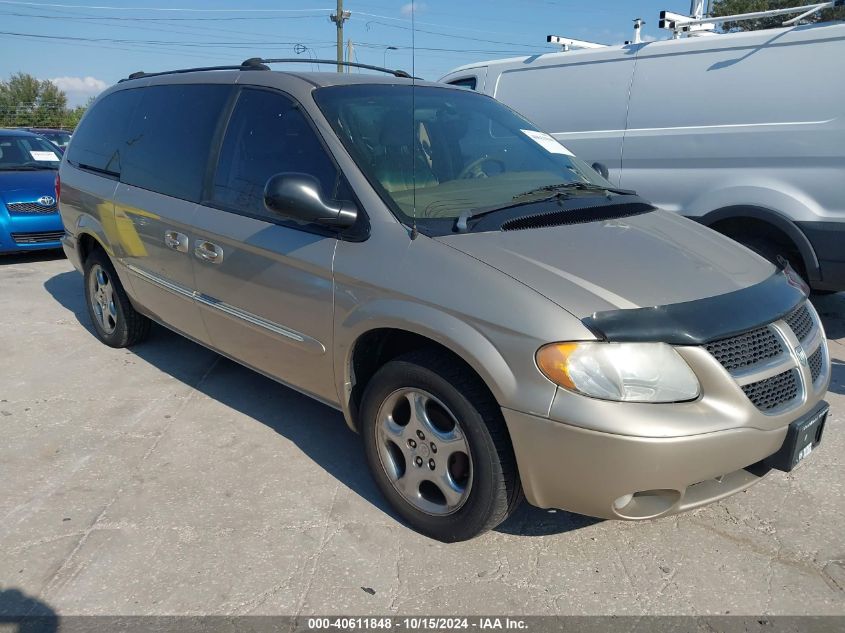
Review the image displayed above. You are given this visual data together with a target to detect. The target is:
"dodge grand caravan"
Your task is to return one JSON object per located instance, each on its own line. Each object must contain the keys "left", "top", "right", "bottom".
{"left": 58, "top": 61, "right": 831, "bottom": 542}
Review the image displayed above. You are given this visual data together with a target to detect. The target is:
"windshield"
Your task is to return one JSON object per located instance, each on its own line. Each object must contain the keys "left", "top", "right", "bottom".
{"left": 0, "top": 135, "right": 61, "bottom": 170}
{"left": 40, "top": 132, "right": 72, "bottom": 148}
{"left": 313, "top": 84, "right": 614, "bottom": 223}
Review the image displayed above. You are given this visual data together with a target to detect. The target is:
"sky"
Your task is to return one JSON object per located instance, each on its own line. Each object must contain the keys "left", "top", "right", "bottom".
{"left": 0, "top": 0, "right": 697, "bottom": 106}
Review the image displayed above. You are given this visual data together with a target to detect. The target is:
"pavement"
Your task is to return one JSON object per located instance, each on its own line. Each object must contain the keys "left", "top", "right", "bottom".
{"left": 0, "top": 251, "right": 843, "bottom": 617}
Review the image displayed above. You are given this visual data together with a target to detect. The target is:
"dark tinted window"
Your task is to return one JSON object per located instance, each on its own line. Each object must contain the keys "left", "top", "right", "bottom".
{"left": 448, "top": 77, "right": 477, "bottom": 90}
{"left": 211, "top": 88, "right": 339, "bottom": 218}
{"left": 66, "top": 89, "right": 140, "bottom": 175}
{"left": 122, "top": 84, "right": 231, "bottom": 202}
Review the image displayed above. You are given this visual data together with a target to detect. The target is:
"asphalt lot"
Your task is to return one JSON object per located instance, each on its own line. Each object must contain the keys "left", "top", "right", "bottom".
{"left": 1, "top": 252, "right": 843, "bottom": 617}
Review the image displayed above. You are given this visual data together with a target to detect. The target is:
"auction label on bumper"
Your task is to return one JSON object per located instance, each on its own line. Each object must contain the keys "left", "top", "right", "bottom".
{"left": 307, "top": 618, "right": 527, "bottom": 631}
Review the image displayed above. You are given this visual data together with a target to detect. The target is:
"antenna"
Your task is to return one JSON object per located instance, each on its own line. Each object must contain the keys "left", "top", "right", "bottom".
{"left": 410, "top": 1, "right": 418, "bottom": 239}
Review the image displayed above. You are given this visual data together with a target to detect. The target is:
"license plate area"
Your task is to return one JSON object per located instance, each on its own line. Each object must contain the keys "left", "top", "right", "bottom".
{"left": 764, "top": 402, "right": 828, "bottom": 472}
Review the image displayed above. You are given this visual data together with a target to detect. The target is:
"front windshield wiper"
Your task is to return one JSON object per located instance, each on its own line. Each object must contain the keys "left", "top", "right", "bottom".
{"left": 453, "top": 182, "right": 638, "bottom": 233}
{"left": 512, "top": 181, "right": 634, "bottom": 201}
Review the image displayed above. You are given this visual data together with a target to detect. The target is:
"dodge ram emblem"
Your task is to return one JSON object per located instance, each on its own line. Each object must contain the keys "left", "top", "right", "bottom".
{"left": 794, "top": 345, "right": 808, "bottom": 367}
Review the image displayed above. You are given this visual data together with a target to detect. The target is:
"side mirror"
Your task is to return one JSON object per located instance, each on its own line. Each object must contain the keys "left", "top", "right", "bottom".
{"left": 591, "top": 162, "right": 610, "bottom": 180}
{"left": 263, "top": 173, "right": 358, "bottom": 229}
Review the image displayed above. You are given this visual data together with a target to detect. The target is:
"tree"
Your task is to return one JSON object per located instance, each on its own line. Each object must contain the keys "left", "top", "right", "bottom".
{"left": 0, "top": 71, "right": 83, "bottom": 128}
{"left": 711, "top": 0, "right": 845, "bottom": 31}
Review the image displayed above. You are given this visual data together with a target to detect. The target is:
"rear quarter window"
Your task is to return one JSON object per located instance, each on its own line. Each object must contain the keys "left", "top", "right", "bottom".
{"left": 66, "top": 89, "right": 141, "bottom": 175}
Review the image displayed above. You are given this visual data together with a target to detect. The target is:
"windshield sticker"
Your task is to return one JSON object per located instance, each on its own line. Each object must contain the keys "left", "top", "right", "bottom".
{"left": 520, "top": 129, "right": 574, "bottom": 156}
{"left": 30, "top": 150, "right": 60, "bottom": 162}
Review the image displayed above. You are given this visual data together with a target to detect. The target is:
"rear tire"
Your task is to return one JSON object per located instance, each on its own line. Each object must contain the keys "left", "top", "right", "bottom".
{"left": 360, "top": 350, "right": 522, "bottom": 542}
{"left": 83, "top": 248, "right": 150, "bottom": 348}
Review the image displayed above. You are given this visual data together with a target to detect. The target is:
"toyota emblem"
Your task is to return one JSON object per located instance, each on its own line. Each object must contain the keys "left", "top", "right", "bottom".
{"left": 38, "top": 195, "right": 56, "bottom": 206}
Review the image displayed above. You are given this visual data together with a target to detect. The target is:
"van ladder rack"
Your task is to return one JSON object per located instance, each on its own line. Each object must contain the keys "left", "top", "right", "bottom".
{"left": 247, "top": 58, "right": 414, "bottom": 78}
{"left": 545, "top": 35, "right": 607, "bottom": 51}
{"left": 659, "top": 1, "right": 845, "bottom": 37}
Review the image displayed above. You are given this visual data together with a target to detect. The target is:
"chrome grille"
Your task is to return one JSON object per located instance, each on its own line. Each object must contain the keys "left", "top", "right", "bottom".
{"left": 741, "top": 369, "right": 800, "bottom": 412}
{"left": 6, "top": 201, "right": 58, "bottom": 214}
{"left": 808, "top": 346, "right": 824, "bottom": 384}
{"left": 702, "top": 300, "right": 827, "bottom": 414}
{"left": 785, "top": 305, "right": 813, "bottom": 342}
{"left": 704, "top": 326, "right": 783, "bottom": 372}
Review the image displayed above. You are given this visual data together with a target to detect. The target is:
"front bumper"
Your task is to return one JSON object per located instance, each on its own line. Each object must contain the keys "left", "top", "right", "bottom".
{"left": 503, "top": 407, "right": 790, "bottom": 520}
{"left": 505, "top": 297, "right": 831, "bottom": 520}
{"left": 0, "top": 209, "right": 64, "bottom": 253}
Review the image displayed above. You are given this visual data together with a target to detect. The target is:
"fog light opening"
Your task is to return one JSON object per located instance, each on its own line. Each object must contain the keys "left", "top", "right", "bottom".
{"left": 613, "top": 489, "right": 681, "bottom": 519}
{"left": 613, "top": 494, "right": 634, "bottom": 510}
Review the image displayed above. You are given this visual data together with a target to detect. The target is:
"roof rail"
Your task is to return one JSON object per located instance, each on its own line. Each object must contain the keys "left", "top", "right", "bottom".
{"left": 120, "top": 59, "right": 269, "bottom": 82}
{"left": 119, "top": 58, "right": 414, "bottom": 83}
{"left": 245, "top": 58, "right": 414, "bottom": 78}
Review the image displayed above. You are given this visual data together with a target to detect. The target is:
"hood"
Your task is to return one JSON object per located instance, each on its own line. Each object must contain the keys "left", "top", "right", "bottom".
{"left": 0, "top": 170, "right": 58, "bottom": 207}
{"left": 435, "top": 209, "right": 775, "bottom": 318}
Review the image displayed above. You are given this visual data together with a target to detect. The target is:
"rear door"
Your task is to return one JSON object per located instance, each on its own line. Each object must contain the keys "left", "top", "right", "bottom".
{"left": 112, "top": 83, "right": 233, "bottom": 343}
{"left": 189, "top": 87, "right": 344, "bottom": 405}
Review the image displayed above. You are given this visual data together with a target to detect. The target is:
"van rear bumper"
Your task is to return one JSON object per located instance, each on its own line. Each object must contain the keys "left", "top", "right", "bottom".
{"left": 502, "top": 407, "right": 791, "bottom": 520}
{"left": 797, "top": 221, "right": 845, "bottom": 291}
{"left": 61, "top": 231, "right": 83, "bottom": 273}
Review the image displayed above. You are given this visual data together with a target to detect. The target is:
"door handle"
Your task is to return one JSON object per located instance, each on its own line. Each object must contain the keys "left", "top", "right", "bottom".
{"left": 164, "top": 230, "right": 188, "bottom": 253}
{"left": 194, "top": 240, "right": 224, "bottom": 264}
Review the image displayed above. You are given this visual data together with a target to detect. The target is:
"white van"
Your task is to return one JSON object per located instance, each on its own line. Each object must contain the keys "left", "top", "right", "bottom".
{"left": 441, "top": 21, "right": 845, "bottom": 292}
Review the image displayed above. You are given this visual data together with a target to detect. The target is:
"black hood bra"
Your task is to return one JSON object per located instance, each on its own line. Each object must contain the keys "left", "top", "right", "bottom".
{"left": 582, "top": 264, "right": 810, "bottom": 346}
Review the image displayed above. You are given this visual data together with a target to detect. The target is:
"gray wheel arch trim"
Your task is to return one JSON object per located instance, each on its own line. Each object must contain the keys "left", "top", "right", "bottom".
{"left": 699, "top": 205, "right": 821, "bottom": 283}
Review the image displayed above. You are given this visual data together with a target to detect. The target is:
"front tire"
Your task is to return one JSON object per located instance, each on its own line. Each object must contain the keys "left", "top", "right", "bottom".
{"left": 360, "top": 350, "right": 521, "bottom": 542}
{"left": 83, "top": 248, "right": 150, "bottom": 348}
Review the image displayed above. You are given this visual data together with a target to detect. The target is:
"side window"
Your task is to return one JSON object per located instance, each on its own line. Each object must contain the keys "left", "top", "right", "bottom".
{"left": 448, "top": 77, "right": 477, "bottom": 91}
{"left": 121, "top": 84, "right": 231, "bottom": 202}
{"left": 211, "top": 88, "right": 340, "bottom": 219}
{"left": 66, "top": 89, "right": 141, "bottom": 175}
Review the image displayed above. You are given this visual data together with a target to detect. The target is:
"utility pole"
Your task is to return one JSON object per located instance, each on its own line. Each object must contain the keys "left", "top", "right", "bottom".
{"left": 330, "top": 0, "right": 351, "bottom": 73}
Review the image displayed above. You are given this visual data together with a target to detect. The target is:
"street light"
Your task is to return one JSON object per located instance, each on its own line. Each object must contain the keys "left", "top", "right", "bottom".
{"left": 383, "top": 46, "right": 398, "bottom": 68}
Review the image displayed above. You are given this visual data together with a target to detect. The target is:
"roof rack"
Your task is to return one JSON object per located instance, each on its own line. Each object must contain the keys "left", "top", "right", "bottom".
{"left": 247, "top": 58, "right": 414, "bottom": 78}
{"left": 120, "top": 57, "right": 413, "bottom": 83}
{"left": 545, "top": 35, "right": 607, "bottom": 51}
{"left": 659, "top": 0, "right": 844, "bottom": 38}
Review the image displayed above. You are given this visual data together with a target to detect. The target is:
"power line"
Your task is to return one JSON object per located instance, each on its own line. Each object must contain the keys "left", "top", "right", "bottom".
{"left": 0, "top": 9, "right": 333, "bottom": 44}
{"left": 0, "top": 30, "right": 336, "bottom": 49}
{"left": 0, "top": 9, "right": 332, "bottom": 21}
{"left": 0, "top": 0, "right": 334, "bottom": 12}
{"left": 362, "top": 18, "right": 543, "bottom": 49}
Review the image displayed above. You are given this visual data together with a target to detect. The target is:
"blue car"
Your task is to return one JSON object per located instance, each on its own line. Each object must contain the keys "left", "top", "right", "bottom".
{"left": 0, "top": 129, "right": 64, "bottom": 254}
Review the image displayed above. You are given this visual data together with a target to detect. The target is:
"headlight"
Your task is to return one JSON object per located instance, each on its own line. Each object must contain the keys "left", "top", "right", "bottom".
{"left": 536, "top": 342, "right": 700, "bottom": 403}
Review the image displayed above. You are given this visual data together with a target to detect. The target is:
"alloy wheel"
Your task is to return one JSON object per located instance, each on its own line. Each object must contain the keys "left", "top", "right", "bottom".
{"left": 88, "top": 264, "right": 118, "bottom": 335}
{"left": 375, "top": 388, "right": 473, "bottom": 515}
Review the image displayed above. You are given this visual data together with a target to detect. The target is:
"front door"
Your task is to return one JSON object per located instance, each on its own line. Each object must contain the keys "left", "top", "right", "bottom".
{"left": 190, "top": 87, "right": 345, "bottom": 405}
